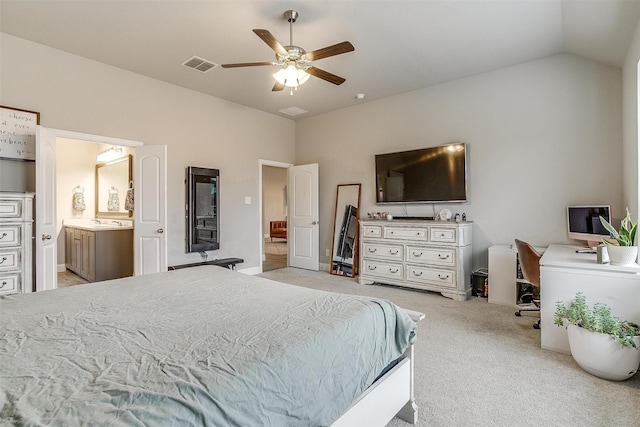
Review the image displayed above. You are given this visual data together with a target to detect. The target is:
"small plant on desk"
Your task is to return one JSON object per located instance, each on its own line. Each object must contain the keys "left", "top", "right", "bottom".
{"left": 599, "top": 207, "right": 638, "bottom": 246}
{"left": 599, "top": 208, "right": 638, "bottom": 266}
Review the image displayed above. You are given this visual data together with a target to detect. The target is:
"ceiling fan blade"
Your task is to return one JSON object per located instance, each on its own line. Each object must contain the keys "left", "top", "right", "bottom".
{"left": 272, "top": 81, "right": 285, "bottom": 92}
{"left": 221, "top": 62, "right": 277, "bottom": 68}
{"left": 306, "top": 66, "right": 346, "bottom": 85}
{"left": 253, "top": 29, "right": 288, "bottom": 56}
{"left": 306, "top": 41, "right": 354, "bottom": 61}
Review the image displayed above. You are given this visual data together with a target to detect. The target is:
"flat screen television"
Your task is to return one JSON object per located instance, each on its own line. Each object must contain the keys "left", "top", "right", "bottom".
{"left": 567, "top": 205, "right": 611, "bottom": 246}
{"left": 375, "top": 143, "right": 467, "bottom": 204}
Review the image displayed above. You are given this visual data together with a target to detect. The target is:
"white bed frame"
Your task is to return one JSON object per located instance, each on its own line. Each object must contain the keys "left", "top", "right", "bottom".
{"left": 332, "top": 309, "right": 425, "bottom": 427}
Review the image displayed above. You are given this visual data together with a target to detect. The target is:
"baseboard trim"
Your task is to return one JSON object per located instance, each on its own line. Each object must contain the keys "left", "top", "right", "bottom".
{"left": 239, "top": 266, "right": 261, "bottom": 275}
{"left": 57, "top": 264, "right": 66, "bottom": 273}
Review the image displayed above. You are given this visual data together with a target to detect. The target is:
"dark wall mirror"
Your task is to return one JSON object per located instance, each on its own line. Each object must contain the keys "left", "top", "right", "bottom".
{"left": 186, "top": 166, "right": 220, "bottom": 253}
{"left": 95, "top": 154, "right": 132, "bottom": 218}
{"left": 330, "top": 183, "right": 361, "bottom": 277}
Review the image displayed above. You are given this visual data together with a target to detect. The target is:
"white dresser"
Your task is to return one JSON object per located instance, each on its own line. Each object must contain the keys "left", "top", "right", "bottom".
{"left": 359, "top": 220, "right": 473, "bottom": 301}
{"left": 0, "top": 192, "right": 34, "bottom": 295}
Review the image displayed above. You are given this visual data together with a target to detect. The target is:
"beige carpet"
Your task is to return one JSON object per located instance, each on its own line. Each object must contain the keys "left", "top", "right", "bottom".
{"left": 258, "top": 268, "right": 640, "bottom": 427}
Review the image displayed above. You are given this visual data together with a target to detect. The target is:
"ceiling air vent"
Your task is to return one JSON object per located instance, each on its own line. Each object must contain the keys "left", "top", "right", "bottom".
{"left": 182, "top": 56, "right": 218, "bottom": 73}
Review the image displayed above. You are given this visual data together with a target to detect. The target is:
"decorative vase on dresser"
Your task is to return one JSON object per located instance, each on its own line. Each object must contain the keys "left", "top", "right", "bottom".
{"left": 0, "top": 192, "right": 34, "bottom": 295}
{"left": 359, "top": 219, "right": 473, "bottom": 301}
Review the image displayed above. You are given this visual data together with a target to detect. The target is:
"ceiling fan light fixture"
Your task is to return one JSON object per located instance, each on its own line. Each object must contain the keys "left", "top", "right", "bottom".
{"left": 273, "top": 64, "right": 310, "bottom": 88}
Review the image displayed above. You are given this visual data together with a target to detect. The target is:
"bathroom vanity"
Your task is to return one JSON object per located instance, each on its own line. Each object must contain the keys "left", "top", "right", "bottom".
{"left": 64, "top": 219, "right": 133, "bottom": 282}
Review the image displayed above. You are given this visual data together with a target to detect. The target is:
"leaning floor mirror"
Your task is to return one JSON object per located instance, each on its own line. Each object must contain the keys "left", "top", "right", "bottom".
{"left": 330, "top": 184, "right": 361, "bottom": 277}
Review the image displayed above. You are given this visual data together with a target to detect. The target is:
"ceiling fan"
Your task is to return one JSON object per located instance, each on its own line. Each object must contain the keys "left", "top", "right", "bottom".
{"left": 221, "top": 10, "right": 354, "bottom": 94}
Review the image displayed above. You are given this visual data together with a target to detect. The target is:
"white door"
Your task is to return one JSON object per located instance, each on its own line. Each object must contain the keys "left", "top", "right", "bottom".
{"left": 288, "top": 163, "right": 319, "bottom": 271}
{"left": 133, "top": 145, "right": 167, "bottom": 275}
{"left": 35, "top": 126, "right": 58, "bottom": 291}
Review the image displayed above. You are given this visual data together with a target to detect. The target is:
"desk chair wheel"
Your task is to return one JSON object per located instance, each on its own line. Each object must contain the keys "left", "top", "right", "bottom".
{"left": 533, "top": 319, "right": 541, "bottom": 329}
{"left": 515, "top": 311, "right": 522, "bottom": 317}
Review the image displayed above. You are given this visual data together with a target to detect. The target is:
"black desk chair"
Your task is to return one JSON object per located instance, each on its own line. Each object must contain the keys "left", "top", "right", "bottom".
{"left": 514, "top": 239, "right": 542, "bottom": 329}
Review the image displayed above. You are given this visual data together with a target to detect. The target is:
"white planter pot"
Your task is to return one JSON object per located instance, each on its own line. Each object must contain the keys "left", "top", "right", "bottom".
{"left": 567, "top": 323, "right": 640, "bottom": 381}
{"left": 605, "top": 245, "right": 638, "bottom": 266}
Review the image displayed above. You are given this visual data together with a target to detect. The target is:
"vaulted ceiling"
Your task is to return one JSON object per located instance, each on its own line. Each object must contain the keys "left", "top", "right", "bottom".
{"left": 2, "top": 1, "right": 639, "bottom": 120}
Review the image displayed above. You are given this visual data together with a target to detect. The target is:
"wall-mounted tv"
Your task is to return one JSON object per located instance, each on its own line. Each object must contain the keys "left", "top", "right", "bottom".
{"left": 375, "top": 143, "right": 467, "bottom": 204}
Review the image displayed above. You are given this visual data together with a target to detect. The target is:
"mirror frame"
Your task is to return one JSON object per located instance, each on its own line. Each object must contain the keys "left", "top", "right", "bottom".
{"left": 330, "top": 183, "right": 361, "bottom": 277}
{"left": 95, "top": 154, "right": 133, "bottom": 219}
{"left": 186, "top": 166, "right": 220, "bottom": 253}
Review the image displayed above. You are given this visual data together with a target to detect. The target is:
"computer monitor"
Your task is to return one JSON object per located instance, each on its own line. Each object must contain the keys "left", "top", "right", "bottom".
{"left": 567, "top": 205, "right": 611, "bottom": 247}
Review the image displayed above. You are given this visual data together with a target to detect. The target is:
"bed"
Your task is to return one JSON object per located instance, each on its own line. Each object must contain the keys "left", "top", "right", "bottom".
{"left": 0, "top": 266, "right": 421, "bottom": 426}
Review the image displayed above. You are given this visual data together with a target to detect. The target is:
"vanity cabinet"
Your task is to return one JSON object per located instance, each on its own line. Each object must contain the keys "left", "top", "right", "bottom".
{"left": 0, "top": 193, "right": 34, "bottom": 295}
{"left": 359, "top": 220, "right": 473, "bottom": 301}
{"left": 64, "top": 226, "right": 132, "bottom": 282}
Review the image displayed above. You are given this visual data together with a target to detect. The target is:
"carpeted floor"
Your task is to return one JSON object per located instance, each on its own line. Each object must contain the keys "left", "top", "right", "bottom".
{"left": 258, "top": 267, "right": 640, "bottom": 427}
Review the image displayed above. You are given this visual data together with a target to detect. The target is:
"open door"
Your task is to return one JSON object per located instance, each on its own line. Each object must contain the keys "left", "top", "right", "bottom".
{"left": 288, "top": 163, "right": 319, "bottom": 271}
{"left": 133, "top": 145, "right": 167, "bottom": 275}
{"left": 35, "top": 126, "right": 58, "bottom": 292}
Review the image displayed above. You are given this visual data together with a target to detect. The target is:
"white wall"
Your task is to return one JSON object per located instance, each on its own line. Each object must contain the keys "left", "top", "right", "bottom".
{"left": 1, "top": 33, "right": 296, "bottom": 271}
{"left": 623, "top": 20, "right": 640, "bottom": 222}
{"left": 296, "top": 54, "right": 623, "bottom": 269}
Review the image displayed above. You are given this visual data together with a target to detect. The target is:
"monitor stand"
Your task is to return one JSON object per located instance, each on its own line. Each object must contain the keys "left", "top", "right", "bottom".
{"left": 586, "top": 240, "right": 601, "bottom": 248}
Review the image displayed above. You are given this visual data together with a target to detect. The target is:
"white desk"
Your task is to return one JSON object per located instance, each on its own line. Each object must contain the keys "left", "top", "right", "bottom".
{"left": 540, "top": 244, "right": 640, "bottom": 354}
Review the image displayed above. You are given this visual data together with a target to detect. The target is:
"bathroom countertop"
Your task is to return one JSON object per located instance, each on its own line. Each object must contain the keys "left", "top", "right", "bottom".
{"left": 63, "top": 218, "right": 133, "bottom": 231}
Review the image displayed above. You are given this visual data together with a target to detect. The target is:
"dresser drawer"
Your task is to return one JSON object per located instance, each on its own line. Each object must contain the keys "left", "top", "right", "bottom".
{"left": 384, "top": 227, "right": 428, "bottom": 241}
{"left": 406, "top": 265, "right": 456, "bottom": 288}
{"left": 362, "top": 242, "right": 403, "bottom": 261}
{"left": 0, "top": 273, "right": 20, "bottom": 294}
{"left": 406, "top": 246, "right": 456, "bottom": 266}
{"left": 362, "top": 259, "right": 404, "bottom": 281}
{"left": 362, "top": 225, "right": 382, "bottom": 238}
{"left": 0, "top": 224, "right": 21, "bottom": 247}
{"left": 430, "top": 227, "right": 457, "bottom": 243}
{"left": 0, "top": 249, "right": 20, "bottom": 271}
{"left": 0, "top": 199, "right": 22, "bottom": 219}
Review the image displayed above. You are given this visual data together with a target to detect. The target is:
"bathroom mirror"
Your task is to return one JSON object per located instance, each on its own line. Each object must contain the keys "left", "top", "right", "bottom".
{"left": 95, "top": 155, "right": 132, "bottom": 218}
{"left": 330, "top": 184, "right": 361, "bottom": 277}
{"left": 186, "top": 166, "right": 220, "bottom": 252}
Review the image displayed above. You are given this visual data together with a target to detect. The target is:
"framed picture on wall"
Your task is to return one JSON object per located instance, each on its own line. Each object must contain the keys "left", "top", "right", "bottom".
{"left": 0, "top": 105, "right": 41, "bottom": 161}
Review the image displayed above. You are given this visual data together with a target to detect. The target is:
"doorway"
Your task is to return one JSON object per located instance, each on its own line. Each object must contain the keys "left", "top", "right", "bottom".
{"left": 261, "top": 163, "right": 289, "bottom": 272}
{"left": 55, "top": 138, "right": 134, "bottom": 286}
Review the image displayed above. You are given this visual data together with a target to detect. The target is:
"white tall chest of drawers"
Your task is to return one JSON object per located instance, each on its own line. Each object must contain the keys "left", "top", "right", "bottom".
{"left": 359, "top": 220, "right": 473, "bottom": 301}
{"left": 0, "top": 192, "right": 34, "bottom": 295}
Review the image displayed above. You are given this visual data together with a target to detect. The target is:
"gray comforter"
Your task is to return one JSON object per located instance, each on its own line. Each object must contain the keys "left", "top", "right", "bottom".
{"left": 0, "top": 266, "right": 416, "bottom": 426}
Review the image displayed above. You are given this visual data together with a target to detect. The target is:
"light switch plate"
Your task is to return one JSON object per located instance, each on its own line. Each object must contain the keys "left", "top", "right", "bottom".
{"left": 244, "top": 196, "right": 251, "bottom": 205}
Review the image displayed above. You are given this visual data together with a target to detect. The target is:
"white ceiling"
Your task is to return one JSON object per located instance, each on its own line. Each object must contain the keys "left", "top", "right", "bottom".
{"left": 1, "top": 1, "right": 639, "bottom": 120}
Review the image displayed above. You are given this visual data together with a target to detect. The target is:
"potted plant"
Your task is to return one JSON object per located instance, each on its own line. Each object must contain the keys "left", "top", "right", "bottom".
{"left": 599, "top": 207, "right": 638, "bottom": 265}
{"left": 554, "top": 292, "right": 640, "bottom": 380}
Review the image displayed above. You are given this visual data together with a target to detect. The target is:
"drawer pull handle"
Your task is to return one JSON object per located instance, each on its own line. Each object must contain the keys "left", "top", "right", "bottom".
{"left": 0, "top": 232, "right": 7, "bottom": 240}
{"left": 416, "top": 232, "right": 420, "bottom": 235}
{"left": 413, "top": 271, "right": 423, "bottom": 276}
{"left": 368, "top": 265, "right": 377, "bottom": 270}
{"left": 368, "top": 248, "right": 377, "bottom": 253}
{"left": 389, "top": 250, "right": 399, "bottom": 255}
{"left": 42, "top": 234, "right": 52, "bottom": 241}
{"left": 0, "top": 257, "right": 6, "bottom": 265}
{"left": 438, "top": 254, "right": 450, "bottom": 259}
{"left": 389, "top": 268, "right": 399, "bottom": 273}
{"left": 389, "top": 231, "right": 394, "bottom": 234}
{"left": 413, "top": 252, "right": 423, "bottom": 257}
{"left": 0, "top": 281, "right": 6, "bottom": 289}
{"left": 440, "top": 233, "right": 446, "bottom": 237}
{"left": 438, "top": 274, "right": 450, "bottom": 280}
